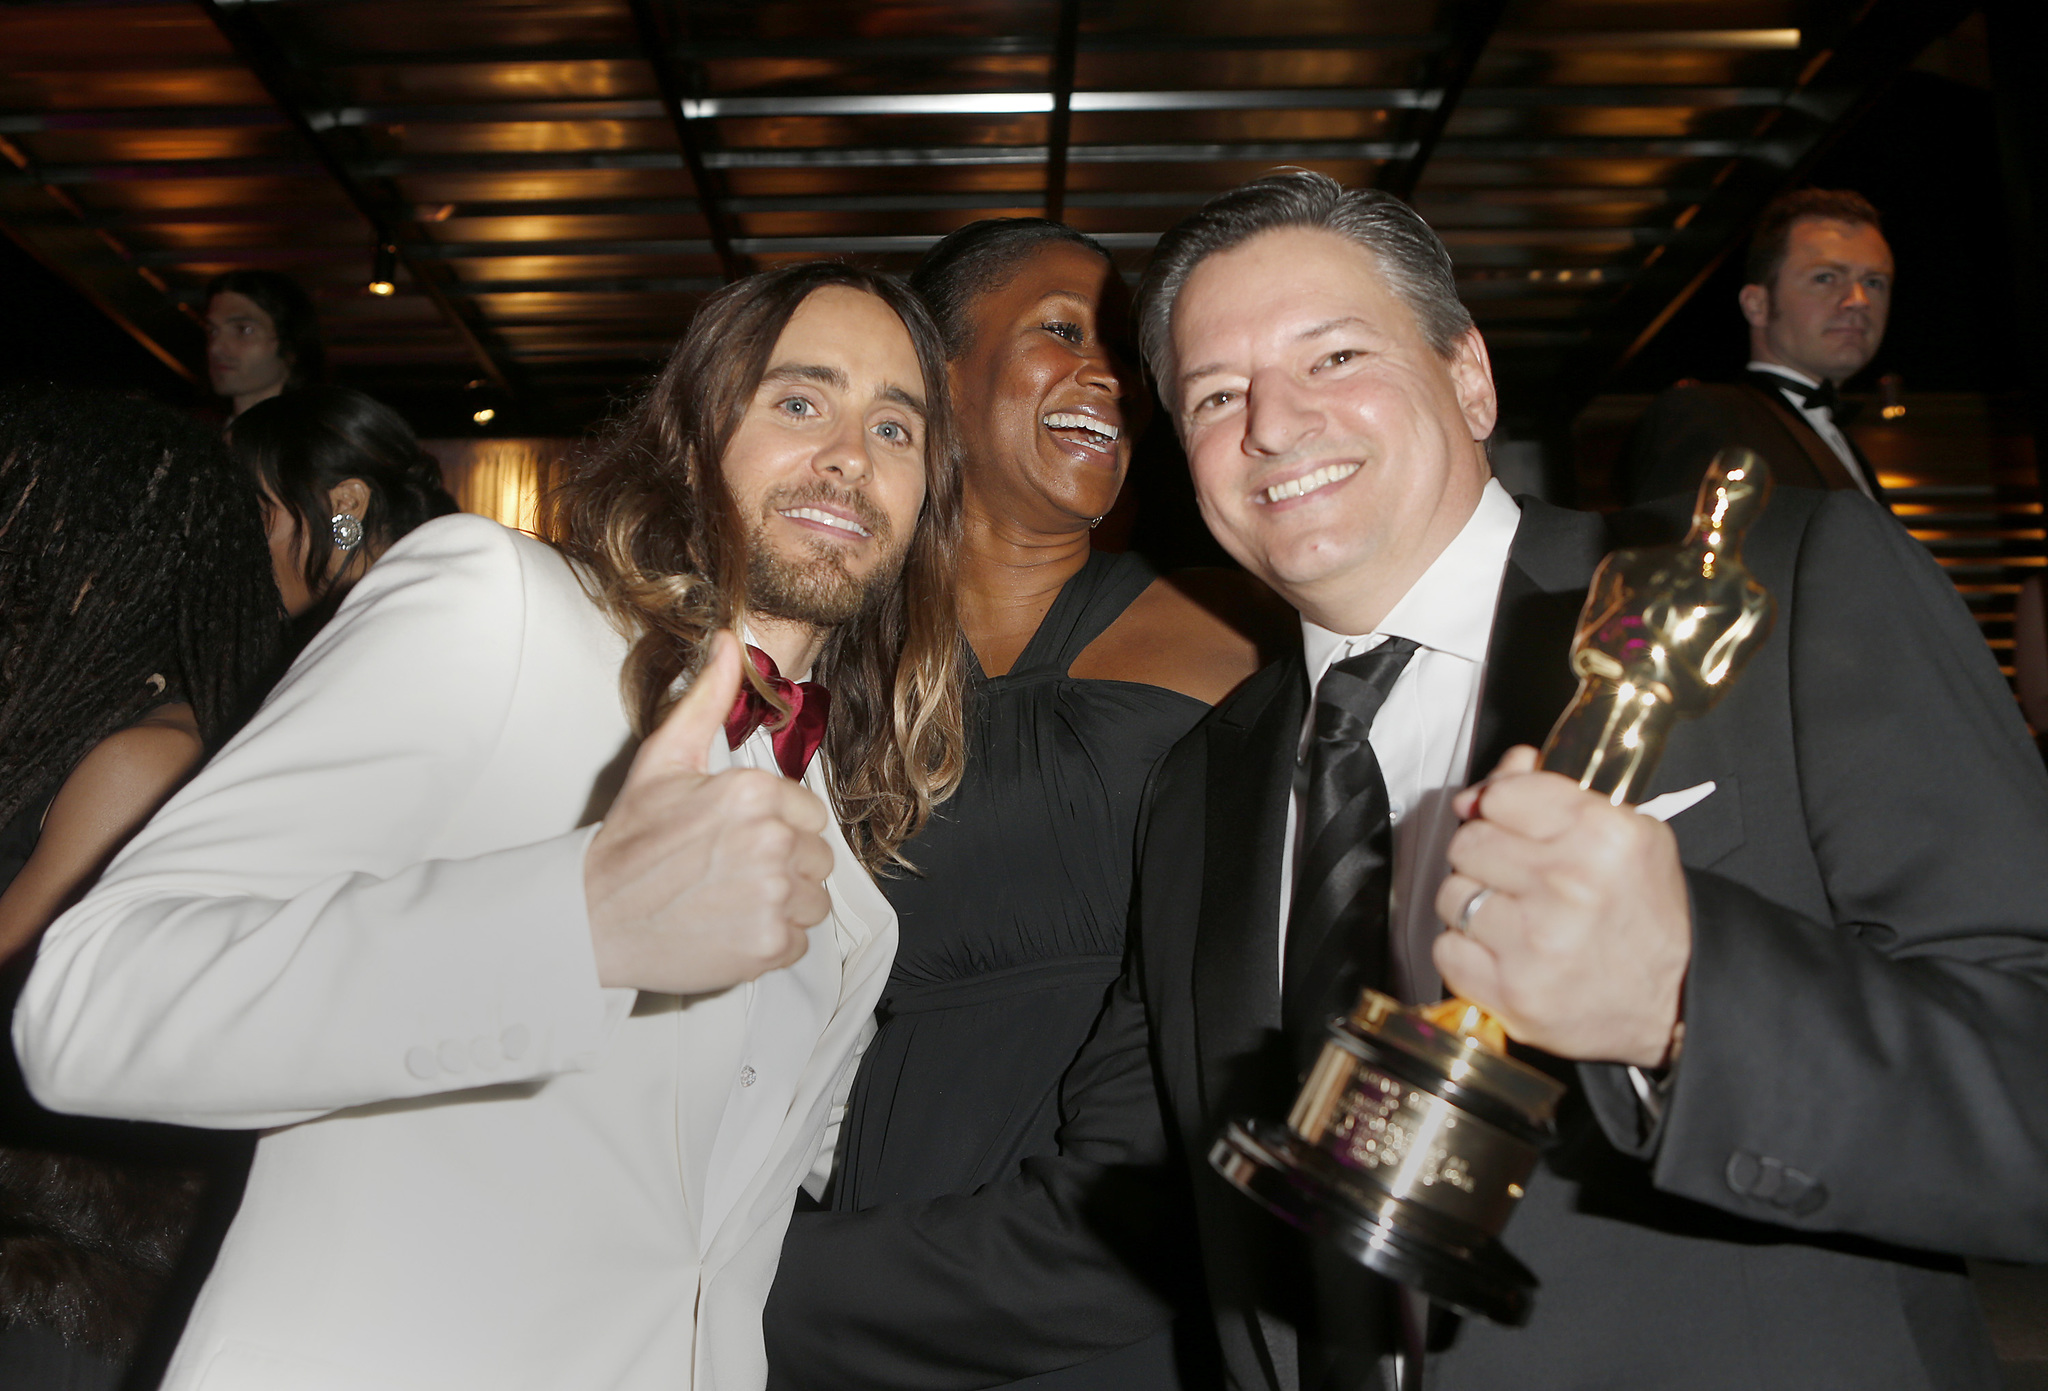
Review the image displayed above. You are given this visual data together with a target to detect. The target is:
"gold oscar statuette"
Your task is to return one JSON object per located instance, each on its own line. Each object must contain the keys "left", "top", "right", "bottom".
{"left": 1212, "top": 450, "right": 1778, "bottom": 1325}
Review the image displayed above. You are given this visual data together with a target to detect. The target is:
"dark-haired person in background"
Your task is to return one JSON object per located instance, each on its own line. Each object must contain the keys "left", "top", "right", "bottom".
{"left": 229, "top": 385, "right": 459, "bottom": 637}
{"left": 1621, "top": 188, "right": 1893, "bottom": 505}
{"left": 766, "top": 218, "right": 1282, "bottom": 1391}
{"left": 205, "top": 270, "right": 326, "bottom": 420}
{"left": 0, "top": 386, "right": 283, "bottom": 1389}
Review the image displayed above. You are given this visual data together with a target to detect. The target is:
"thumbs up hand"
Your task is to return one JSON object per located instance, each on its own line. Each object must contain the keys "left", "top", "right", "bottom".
{"left": 584, "top": 630, "right": 833, "bottom": 996}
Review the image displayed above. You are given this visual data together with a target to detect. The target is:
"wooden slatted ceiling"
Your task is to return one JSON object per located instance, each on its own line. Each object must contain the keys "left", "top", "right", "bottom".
{"left": 0, "top": 0, "right": 1969, "bottom": 435}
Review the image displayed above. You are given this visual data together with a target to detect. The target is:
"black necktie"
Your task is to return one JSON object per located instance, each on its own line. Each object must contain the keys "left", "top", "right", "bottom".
{"left": 1283, "top": 637, "right": 1420, "bottom": 1051}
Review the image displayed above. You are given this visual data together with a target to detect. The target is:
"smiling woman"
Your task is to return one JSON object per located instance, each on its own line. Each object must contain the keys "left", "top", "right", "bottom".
{"left": 764, "top": 219, "right": 1290, "bottom": 1391}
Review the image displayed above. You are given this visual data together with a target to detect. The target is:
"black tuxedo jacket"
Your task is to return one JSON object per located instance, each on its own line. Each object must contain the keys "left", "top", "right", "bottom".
{"left": 763, "top": 491, "right": 2048, "bottom": 1391}
{"left": 1619, "top": 377, "right": 1879, "bottom": 506}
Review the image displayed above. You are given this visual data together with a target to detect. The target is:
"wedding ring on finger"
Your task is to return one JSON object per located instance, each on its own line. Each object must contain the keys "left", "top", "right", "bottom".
{"left": 1454, "top": 886, "right": 1495, "bottom": 935}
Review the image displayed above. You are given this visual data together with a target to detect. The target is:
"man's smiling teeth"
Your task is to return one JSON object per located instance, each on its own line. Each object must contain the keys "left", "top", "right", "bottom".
{"left": 1042, "top": 412, "right": 1118, "bottom": 445}
{"left": 1260, "top": 462, "right": 1360, "bottom": 504}
{"left": 779, "top": 506, "right": 870, "bottom": 537}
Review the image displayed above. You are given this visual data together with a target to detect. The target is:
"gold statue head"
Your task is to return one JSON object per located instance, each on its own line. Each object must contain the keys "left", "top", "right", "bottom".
{"left": 1683, "top": 448, "right": 1773, "bottom": 575}
{"left": 1540, "top": 449, "right": 1777, "bottom": 802}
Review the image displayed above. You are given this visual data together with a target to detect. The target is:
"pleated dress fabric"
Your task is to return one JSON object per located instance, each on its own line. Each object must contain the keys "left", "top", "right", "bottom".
{"left": 829, "top": 548, "right": 1209, "bottom": 1390}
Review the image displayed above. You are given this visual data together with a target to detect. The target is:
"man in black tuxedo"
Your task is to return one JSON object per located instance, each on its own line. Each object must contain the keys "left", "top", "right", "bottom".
{"left": 1620, "top": 188, "right": 1893, "bottom": 505}
{"left": 762, "top": 173, "right": 2048, "bottom": 1391}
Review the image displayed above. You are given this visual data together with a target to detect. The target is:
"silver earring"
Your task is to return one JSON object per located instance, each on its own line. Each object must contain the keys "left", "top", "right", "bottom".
{"left": 331, "top": 513, "right": 364, "bottom": 551}
{"left": 1088, "top": 515, "right": 1104, "bottom": 529}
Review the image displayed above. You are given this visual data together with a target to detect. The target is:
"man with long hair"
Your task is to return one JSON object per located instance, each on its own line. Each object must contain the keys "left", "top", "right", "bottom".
{"left": 15, "top": 263, "right": 966, "bottom": 1391}
{"left": 204, "top": 270, "right": 326, "bottom": 420}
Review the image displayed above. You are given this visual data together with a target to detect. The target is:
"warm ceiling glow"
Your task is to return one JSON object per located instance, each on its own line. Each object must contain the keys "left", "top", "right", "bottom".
{"left": 367, "top": 279, "right": 395, "bottom": 296}
{"left": 472, "top": 408, "right": 496, "bottom": 424}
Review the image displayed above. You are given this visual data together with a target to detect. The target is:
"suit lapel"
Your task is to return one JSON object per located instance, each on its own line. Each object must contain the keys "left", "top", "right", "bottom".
{"left": 1182, "top": 658, "right": 1308, "bottom": 1391}
{"left": 1192, "top": 659, "right": 1306, "bottom": 1124}
{"left": 1743, "top": 377, "right": 1862, "bottom": 493}
{"left": 1472, "top": 499, "right": 1610, "bottom": 780}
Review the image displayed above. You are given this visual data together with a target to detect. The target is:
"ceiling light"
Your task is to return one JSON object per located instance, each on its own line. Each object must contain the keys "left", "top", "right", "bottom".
{"left": 367, "top": 241, "right": 397, "bottom": 296}
{"left": 472, "top": 408, "right": 496, "bottom": 425}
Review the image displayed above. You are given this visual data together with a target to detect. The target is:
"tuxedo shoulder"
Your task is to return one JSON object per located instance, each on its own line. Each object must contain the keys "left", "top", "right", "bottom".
{"left": 1651, "top": 379, "right": 1760, "bottom": 408}
{"left": 1203, "top": 653, "right": 1298, "bottom": 728}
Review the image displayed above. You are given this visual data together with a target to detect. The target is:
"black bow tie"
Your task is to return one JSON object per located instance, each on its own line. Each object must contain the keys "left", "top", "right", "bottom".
{"left": 1754, "top": 370, "right": 1861, "bottom": 425}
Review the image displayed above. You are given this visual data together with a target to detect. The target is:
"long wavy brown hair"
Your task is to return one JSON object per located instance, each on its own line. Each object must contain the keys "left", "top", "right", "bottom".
{"left": 542, "top": 262, "right": 966, "bottom": 872}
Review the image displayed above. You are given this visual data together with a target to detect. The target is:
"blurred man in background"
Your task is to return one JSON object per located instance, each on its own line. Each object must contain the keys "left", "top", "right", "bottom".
{"left": 204, "top": 270, "right": 325, "bottom": 420}
{"left": 1622, "top": 189, "right": 1893, "bottom": 504}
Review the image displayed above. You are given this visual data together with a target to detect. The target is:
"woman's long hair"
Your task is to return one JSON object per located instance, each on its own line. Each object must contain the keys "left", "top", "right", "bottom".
{"left": 229, "top": 385, "right": 458, "bottom": 603}
{"left": 0, "top": 386, "right": 286, "bottom": 827}
{"left": 542, "top": 263, "right": 967, "bottom": 872}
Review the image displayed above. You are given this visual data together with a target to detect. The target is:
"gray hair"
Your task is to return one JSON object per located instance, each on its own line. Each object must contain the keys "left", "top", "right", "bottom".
{"left": 1136, "top": 170, "right": 1475, "bottom": 408}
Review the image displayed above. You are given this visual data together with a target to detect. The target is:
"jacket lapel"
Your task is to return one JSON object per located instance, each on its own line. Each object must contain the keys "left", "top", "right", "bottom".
{"left": 1472, "top": 498, "right": 1612, "bottom": 780}
{"left": 1191, "top": 659, "right": 1307, "bottom": 1124}
{"left": 1742, "top": 376, "right": 1862, "bottom": 494}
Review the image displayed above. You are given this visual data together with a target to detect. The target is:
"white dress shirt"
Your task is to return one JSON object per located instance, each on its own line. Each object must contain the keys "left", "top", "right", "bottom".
{"left": 1747, "top": 360, "right": 1875, "bottom": 498}
{"left": 1277, "top": 478, "right": 1521, "bottom": 1004}
{"left": 700, "top": 658, "right": 844, "bottom": 1236}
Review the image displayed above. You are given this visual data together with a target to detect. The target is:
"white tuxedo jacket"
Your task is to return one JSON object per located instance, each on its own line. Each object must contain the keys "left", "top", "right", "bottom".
{"left": 13, "top": 515, "right": 896, "bottom": 1391}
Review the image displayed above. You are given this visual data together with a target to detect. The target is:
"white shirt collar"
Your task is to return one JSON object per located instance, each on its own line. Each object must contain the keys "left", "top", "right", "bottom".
{"left": 1300, "top": 477, "right": 1520, "bottom": 685}
{"left": 1747, "top": 359, "right": 1822, "bottom": 392}
{"left": 737, "top": 623, "right": 815, "bottom": 683}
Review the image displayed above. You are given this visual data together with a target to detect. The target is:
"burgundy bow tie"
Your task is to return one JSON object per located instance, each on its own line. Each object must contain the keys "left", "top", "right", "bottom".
{"left": 724, "top": 644, "right": 830, "bottom": 781}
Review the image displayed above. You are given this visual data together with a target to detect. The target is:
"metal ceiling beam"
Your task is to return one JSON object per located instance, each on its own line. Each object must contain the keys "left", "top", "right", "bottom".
{"left": 190, "top": 265, "right": 1623, "bottom": 302}
{"left": 192, "top": 0, "right": 518, "bottom": 395}
{"left": 624, "top": 0, "right": 742, "bottom": 283}
{"left": 9, "top": 133, "right": 1773, "bottom": 186}
{"left": 1379, "top": 0, "right": 1509, "bottom": 200}
{"left": 334, "top": 33, "right": 1449, "bottom": 66}
{"left": 150, "top": 227, "right": 1618, "bottom": 265}
{"left": 66, "top": 185, "right": 1707, "bottom": 227}
{"left": 0, "top": 87, "right": 1815, "bottom": 139}
{"left": 0, "top": 107, "right": 285, "bottom": 133}
{"left": 311, "top": 25, "right": 1790, "bottom": 70}
{"left": 1043, "top": 0, "right": 1081, "bottom": 222}
{"left": 12, "top": 132, "right": 1775, "bottom": 185}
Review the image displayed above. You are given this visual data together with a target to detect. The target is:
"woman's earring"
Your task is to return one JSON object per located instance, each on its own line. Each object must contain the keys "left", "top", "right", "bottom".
{"left": 331, "top": 513, "right": 364, "bottom": 551}
{"left": 1088, "top": 515, "right": 1104, "bottom": 529}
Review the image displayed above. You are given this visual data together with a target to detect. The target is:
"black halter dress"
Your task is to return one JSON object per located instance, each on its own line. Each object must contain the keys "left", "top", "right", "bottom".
{"left": 827, "top": 549, "right": 1210, "bottom": 1388}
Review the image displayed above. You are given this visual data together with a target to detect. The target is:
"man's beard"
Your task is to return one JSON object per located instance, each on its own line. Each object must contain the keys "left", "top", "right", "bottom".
{"left": 745, "top": 482, "right": 907, "bottom": 628}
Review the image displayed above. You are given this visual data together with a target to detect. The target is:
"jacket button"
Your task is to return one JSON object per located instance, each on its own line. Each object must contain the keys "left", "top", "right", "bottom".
{"left": 405, "top": 1046, "right": 437, "bottom": 1080}
{"left": 1725, "top": 1151, "right": 1761, "bottom": 1195}
{"left": 500, "top": 1025, "right": 530, "bottom": 1061}
{"left": 1773, "top": 1166, "right": 1827, "bottom": 1215}
{"left": 1788, "top": 1177, "right": 1829, "bottom": 1217}
{"left": 438, "top": 1041, "right": 469, "bottom": 1074}
{"left": 1750, "top": 1157, "right": 1785, "bottom": 1200}
{"left": 470, "top": 1035, "right": 500, "bottom": 1069}
{"left": 740, "top": 1065, "right": 757, "bottom": 1088}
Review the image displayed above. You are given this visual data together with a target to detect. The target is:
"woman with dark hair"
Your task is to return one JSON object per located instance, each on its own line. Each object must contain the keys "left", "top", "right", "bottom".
{"left": 228, "top": 385, "right": 459, "bottom": 628}
{"left": 0, "top": 385, "right": 283, "bottom": 1387}
{"left": 204, "top": 270, "right": 325, "bottom": 420}
{"left": 767, "top": 220, "right": 1286, "bottom": 1391}
{"left": 14, "top": 263, "right": 969, "bottom": 1391}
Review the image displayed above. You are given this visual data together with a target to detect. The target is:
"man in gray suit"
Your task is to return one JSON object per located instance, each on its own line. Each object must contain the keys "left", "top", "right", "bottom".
{"left": 764, "top": 173, "right": 2048, "bottom": 1391}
